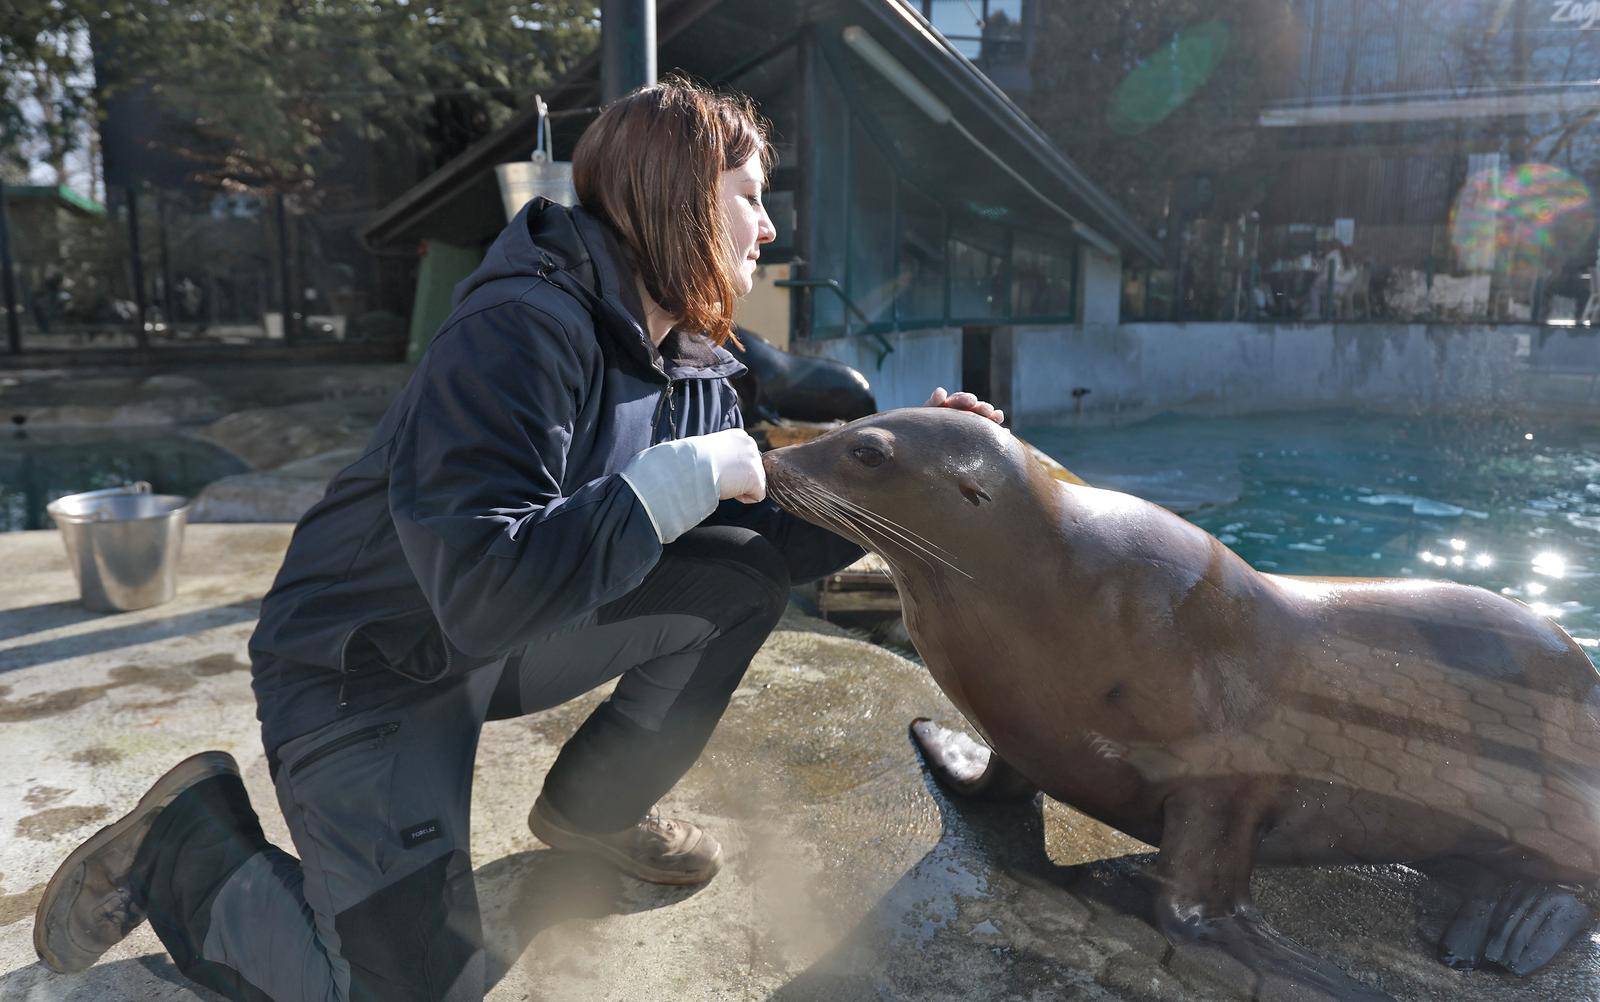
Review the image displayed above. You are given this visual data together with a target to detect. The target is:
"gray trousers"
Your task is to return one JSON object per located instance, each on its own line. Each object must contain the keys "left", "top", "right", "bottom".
{"left": 147, "top": 527, "right": 790, "bottom": 1001}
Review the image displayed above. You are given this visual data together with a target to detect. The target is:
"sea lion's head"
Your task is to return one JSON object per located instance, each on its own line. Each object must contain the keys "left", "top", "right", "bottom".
{"left": 763, "top": 407, "right": 1035, "bottom": 579}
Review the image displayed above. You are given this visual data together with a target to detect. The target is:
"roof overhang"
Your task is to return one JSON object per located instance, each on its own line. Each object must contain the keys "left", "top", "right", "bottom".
{"left": 362, "top": 0, "right": 1160, "bottom": 264}
{"left": 1260, "top": 82, "right": 1600, "bottom": 128}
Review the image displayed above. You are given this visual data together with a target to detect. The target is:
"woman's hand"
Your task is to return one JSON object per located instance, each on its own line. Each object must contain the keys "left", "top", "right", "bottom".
{"left": 696, "top": 428, "right": 767, "bottom": 503}
{"left": 925, "top": 386, "right": 1004, "bottom": 425}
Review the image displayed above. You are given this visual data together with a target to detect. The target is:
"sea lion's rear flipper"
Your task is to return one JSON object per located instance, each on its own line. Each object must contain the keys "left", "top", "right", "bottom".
{"left": 1154, "top": 791, "right": 1394, "bottom": 1001}
{"left": 1439, "top": 879, "right": 1591, "bottom": 975}
{"left": 909, "top": 718, "right": 1037, "bottom": 801}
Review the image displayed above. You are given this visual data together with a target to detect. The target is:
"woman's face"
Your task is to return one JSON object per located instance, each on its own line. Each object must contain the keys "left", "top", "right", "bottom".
{"left": 719, "top": 154, "right": 777, "bottom": 298}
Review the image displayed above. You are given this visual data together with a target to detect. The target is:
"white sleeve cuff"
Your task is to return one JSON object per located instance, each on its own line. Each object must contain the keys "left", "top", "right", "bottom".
{"left": 619, "top": 439, "right": 719, "bottom": 544}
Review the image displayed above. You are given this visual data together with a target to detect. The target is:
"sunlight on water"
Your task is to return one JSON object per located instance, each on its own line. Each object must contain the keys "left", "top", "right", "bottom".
{"left": 1022, "top": 411, "right": 1600, "bottom": 664}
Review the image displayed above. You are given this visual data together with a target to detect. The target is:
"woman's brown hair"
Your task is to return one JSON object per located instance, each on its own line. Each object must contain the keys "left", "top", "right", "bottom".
{"left": 572, "top": 75, "right": 771, "bottom": 346}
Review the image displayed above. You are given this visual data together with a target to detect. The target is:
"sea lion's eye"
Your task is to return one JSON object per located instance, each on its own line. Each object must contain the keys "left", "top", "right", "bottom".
{"left": 851, "top": 446, "right": 885, "bottom": 467}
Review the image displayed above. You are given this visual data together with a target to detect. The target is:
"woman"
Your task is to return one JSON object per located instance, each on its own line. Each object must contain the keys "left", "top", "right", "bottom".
{"left": 34, "top": 77, "right": 1003, "bottom": 1001}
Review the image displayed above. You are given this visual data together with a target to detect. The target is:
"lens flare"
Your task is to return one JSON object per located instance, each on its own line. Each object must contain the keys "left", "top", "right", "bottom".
{"left": 1107, "top": 21, "right": 1231, "bottom": 136}
{"left": 1450, "top": 164, "right": 1595, "bottom": 278}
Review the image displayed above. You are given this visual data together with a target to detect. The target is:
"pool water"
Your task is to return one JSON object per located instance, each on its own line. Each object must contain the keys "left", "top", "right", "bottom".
{"left": 0, "top": 430, "right": 249, "bottom": 532}
{"left": 1021, "top": 410, "right": 1600, "bottom": 660}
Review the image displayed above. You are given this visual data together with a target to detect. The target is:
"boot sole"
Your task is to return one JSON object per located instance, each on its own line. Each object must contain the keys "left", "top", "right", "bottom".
{"left": 34, "top": 750, "right": 240, "bottom": 973}
{"left": 528, "top": 806, "right": 722, "bottom": 886}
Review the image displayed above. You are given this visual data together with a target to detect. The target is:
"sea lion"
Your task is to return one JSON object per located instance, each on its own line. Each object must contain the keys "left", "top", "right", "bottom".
{"left": 726, "top": 327, "right": 876, "bottom": 424}
{"left": 763, "top": 406, "right": 1600, "bottom": 1000}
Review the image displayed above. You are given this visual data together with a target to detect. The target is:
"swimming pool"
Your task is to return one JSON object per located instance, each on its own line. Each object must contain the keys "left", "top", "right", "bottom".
{"left": 1021, "top": 410, "right": 1600, "bottom": 661}
{"left": 0, "top": 430, "right": 248, "bottom": 532}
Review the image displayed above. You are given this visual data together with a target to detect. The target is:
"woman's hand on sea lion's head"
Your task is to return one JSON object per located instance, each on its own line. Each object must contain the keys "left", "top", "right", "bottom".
{"left": 926, "top": 386, "right": 1004, "bottom": 426}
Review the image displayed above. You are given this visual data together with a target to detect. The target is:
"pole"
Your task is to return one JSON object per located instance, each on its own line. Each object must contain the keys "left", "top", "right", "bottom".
{"left": 275, "top": 192, "right": 296, "bottom": 344}
{"left": 156, "top": 190, "right": 176, "bottom": 333}
{"left": 601, "top": 0, "right": 656, "bottom": 103}
{"left": 126, "top": 185, "right": 150, "bottom": 350}
{"left": 0, "top": 179, "right": 21, "bottom": 354}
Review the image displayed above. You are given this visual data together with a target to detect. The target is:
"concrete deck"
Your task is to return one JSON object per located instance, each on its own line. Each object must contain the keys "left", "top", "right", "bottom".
{"left": 2, "top": 526, "right": 1595, "bottom": 1001}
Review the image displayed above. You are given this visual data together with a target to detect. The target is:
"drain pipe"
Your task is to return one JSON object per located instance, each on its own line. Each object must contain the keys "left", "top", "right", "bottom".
{"left": 0, "top": 179, "right": 19, "bottom": 354}
{"left": 601, "top": 0, "right": 656, "bottom": 103}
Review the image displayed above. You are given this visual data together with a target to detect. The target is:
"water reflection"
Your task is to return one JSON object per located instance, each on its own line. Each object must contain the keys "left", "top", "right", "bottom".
{"left": 0, "top": 431, "right": 246, "bottom": 532}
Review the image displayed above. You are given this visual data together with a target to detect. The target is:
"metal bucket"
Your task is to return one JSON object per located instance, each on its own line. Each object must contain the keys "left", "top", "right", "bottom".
{"left": 494, "top": 156, "right": 576, "bottom": 221}
{"left": 494, "top": 95, "right": 576, "bottom": 221}
{"left": 46, "top": 482, "right": 192, "bottom": 613}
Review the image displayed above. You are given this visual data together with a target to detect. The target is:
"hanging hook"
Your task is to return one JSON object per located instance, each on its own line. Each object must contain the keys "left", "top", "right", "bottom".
{"left": 532, "top": 95, "right": 552, "bottom": 165}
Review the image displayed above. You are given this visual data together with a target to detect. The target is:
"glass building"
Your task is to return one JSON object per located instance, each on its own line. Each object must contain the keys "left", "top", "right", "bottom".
{"left": 1083, "top": 0, "right": 1600, "bottom": 325}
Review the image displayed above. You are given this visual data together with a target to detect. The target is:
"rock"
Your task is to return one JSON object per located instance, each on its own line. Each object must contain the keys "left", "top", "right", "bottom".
{"left": 190, "top": 447, "right": 359, "bottom": 523}
{"left": 21, "top": 394, "right": 228, "bottom": 429}
{"left": 191, "top": 471, "right": 331, "bottom": 523}
{"left": 1099, "top": 950, "right": 1192, "bottom": 1001}
{"left": 197, "top": 402, "right": 381, "bottom": 471}
{"left": 274, "top": 447, "right": 363, "bottom": 479}
{"left": 138, "top": 374, "right": 209, "bottom": 394}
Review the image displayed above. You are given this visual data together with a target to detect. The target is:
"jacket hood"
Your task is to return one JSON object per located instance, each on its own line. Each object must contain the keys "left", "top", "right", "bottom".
{"left": 451, "top": 198, "right": 744, "bottom": 381}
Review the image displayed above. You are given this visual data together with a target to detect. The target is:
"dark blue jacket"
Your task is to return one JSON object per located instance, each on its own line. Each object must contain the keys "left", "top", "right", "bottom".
{"left": 249, "top": 199, "right": 862, "bottom": 696}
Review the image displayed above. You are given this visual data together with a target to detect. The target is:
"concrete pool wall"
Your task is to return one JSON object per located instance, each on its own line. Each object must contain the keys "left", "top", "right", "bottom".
{"left": 802, "top": 323, "right": 1600, "bottom": 426}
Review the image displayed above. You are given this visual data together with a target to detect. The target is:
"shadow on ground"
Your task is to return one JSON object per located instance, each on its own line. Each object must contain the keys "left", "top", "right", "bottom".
{"left": 0, "top": 848, "right": 701, "bottom": 1001}
{"left": 0, "top": 602, "right": 260, "bottom": 674}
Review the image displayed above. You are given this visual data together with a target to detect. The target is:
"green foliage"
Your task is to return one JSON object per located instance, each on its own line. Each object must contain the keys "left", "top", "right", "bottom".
{"left": 2, "top": 1, "right": 598, "bottom": 195}
{"left": 1, "top": 1, "right": 98, "bottom": 181}
{"left": 1022, "top": 0, "right": 1297, "bottom": 228}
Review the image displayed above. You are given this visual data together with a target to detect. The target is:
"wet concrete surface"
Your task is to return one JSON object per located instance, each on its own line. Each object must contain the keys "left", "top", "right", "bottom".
{"left": 2, "top": 525, "right": 1598, "bottom": 1000}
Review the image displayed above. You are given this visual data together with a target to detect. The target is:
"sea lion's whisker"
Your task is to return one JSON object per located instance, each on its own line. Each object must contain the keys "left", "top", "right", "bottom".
{"left": 803, "top": 485, "right": 966, "bottom": 567}
{"left": 798, "top": 482, "right": 957, "bottom": 556}
{"left": 793, "top": 483, "right": 972, "bottom": 580}
{"left": 780, "top": 479, "right": 929, "bottom": 569}
{"left": 813, "top": 498, "right": 942, "bottom": 576}
{"left": 799, "top": 482, "right": 943, "bottom": 541}
{"left": 788, "top": 484, "right": 905, "bottom": 560}
{"left": 786, "top": 483, "right": 876, "bottom": 547}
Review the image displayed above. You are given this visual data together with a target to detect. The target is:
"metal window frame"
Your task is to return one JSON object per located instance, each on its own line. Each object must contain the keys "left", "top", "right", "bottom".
{"left": 800, "top": 16, "right": 1079, "bottom": 341}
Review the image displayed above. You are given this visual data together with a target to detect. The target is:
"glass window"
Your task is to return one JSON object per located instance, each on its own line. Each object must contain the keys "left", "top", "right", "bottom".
{"left": 1098, "top": 0, "right": 1600, "bottom": 323}
{"left": 928, "top": 0, "right": 983, "bottom": 59}
{"left": 1011, "top": 230, "right": 1075, "bottom": 318}
{"left": 981, "top": 0, "right": 1025, "bottom": 66}
{"left": 949, "top": 219, "right": 1009, "bottom": 320}
{"left": 808, "top": 51, "right": 851, "bottom": 334}
{"left": 847, "top": 119, "right": 897, "bottom": 327}
{"left": 896, "top": 184, "right": 946, "bottom": 325}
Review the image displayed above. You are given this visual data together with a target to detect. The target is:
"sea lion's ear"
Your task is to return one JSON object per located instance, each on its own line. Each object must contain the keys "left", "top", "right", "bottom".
{"left": 959, "top": 479, "right": 991, "bottom": 506}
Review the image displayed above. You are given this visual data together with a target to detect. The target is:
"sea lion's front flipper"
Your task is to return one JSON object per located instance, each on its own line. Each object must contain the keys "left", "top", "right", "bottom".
{"left": 1154, "top": 790, "right": 1393, "bottom": 1001}
{"left": 909, "top": 718, "right": 1037, "bottom": 801}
